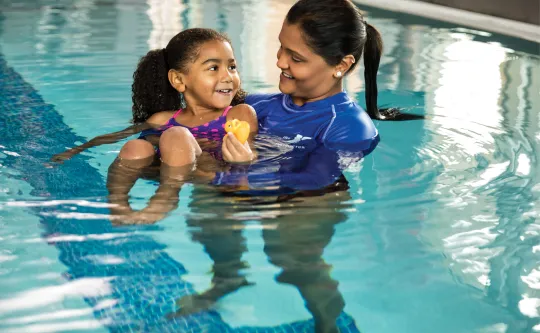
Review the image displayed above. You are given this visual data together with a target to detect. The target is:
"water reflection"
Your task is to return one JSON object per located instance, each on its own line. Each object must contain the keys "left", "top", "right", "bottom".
{"left": 1, "top": 0, "right": 540, "bottom": 332}
{"left": 352, "top": 6, "right": 540, "bottom": 331}
{"left": 146, "top": 0, "right": 185, "bottom": 49}
{"left": 103, "top": 134, "right": 361, "bottom": 330}
{"left": 169, "top": 180, "right": 354, "bottom": 332}
{"left": 373, "top": 8, "right": 540, "bottom": 332}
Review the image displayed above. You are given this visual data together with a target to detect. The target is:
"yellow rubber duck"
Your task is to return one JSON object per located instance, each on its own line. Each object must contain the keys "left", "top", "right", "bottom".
{"left": 224, "top": 119, "right": 250, "bottom": 144}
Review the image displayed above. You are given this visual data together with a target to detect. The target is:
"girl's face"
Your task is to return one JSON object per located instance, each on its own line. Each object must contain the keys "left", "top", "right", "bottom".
{"left": 276, "top": 22, "right": 341, "bottom": 106}
{"left": 175, "top": 40, "right": 240, "bottom": 111}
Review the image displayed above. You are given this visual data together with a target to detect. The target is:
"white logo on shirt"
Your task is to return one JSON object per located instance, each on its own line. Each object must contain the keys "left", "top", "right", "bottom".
{"left": 284, "top": 134, "right": 312, "bottom": 144}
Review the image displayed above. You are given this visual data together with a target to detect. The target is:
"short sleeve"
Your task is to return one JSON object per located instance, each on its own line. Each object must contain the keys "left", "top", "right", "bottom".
{"left": 244, "top": 93, "right": 282, "bottom": 119}
{"left": 322, "top": 107, "right": 379, "bottom": 157}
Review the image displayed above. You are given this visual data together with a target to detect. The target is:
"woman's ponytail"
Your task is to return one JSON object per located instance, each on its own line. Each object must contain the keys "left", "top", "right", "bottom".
{"left": 363, "top": 23, "right": 383, "bottom": 120}
{"left": 363, "top": 23, "right": 424, "bottom": 121}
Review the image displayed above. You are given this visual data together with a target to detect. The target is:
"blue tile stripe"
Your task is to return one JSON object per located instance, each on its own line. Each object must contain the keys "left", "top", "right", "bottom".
{"left": 0, "top": 54, "right": 360, "bottom": 333}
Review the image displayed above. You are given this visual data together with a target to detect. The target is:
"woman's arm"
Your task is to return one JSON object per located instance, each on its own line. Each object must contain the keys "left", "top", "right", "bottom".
{"left": 216, "top": 133, "right": 377, "bottom": 193}
{"left": 216, "top": 144, "right": 352, "bottom": 193}
{"left": 226, "top": 104, "right": 258, "bottom": 137}
{"left": 51, "top": 123, "right": 149, "bottom": 162}
{"left": 222, "top": 104, "right": 259, "bottom": 163}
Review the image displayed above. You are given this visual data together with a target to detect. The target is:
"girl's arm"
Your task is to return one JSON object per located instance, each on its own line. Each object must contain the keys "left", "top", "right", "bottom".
{"left": 51, "top": 111, "right": 173, "bottom": 163}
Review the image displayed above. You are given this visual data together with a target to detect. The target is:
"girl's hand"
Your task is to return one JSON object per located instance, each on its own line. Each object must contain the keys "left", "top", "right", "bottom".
{"left": 222, "top": 132, "right": 254, "bottom": 164}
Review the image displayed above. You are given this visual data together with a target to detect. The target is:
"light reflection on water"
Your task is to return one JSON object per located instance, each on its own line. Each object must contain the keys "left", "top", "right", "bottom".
{"left": 0, "top": 0, "right": 539, "bottom": 332}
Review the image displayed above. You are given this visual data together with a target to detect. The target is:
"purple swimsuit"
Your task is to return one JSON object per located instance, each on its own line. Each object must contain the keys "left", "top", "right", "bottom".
{"left": 139, "top": 106, "right": 232, "bottom": 159}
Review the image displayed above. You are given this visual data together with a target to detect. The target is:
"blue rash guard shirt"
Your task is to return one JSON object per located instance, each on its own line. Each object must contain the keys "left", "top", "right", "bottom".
{"left": 215, "top": 92, "right": 380, "bottom": 192}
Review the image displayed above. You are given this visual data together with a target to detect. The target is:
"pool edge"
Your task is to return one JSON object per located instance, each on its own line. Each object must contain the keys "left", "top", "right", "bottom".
{"left": 354, "top": 0, "right": 540, "bottom": 43}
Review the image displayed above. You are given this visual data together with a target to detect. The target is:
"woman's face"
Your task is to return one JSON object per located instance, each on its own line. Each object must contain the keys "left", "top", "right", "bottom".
{"left": 276, "top": 22, "right": 341, "bottom": 106}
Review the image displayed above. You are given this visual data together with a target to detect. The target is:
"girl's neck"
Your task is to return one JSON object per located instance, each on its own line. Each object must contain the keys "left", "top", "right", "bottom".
{"left": 184, "top": 105, "right": 222, "bottom": 117}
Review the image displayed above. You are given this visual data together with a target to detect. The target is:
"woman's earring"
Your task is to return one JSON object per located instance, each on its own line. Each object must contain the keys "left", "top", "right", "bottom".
{"left": 179, "top": 93, "right": 187, "bottom": 109}
{"left": 335, "top": 71, "right": 342, "bottom": 78}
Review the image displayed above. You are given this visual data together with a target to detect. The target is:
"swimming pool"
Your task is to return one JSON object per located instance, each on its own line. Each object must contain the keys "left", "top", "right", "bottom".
{"left": 1, "top": 0, "right": 539, "bottom": 332}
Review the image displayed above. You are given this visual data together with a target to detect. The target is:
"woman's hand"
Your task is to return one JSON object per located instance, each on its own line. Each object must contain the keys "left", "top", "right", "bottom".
{"left": 222, "top": 132, "right": 254, "bottom": 164}
{"left": 50, "top": 147, "right": 82, "bottom": 163}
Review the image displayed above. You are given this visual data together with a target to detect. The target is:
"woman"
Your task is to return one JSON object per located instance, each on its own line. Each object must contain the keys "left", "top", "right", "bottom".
{"left": 172, "top": 2, "right": 424, "bottom": 333}
{"left": 213, "top": 0, "right": 422, "bottom": 193}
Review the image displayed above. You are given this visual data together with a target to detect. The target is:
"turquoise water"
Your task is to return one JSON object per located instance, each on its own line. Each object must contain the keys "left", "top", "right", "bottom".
{"left": 1, "top": 1, "right": 539, "bottom": 332}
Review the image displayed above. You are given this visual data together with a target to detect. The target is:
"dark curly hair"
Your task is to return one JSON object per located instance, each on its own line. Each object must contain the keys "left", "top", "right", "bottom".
{"left": 286, "top": 0, "right": 422, "bottom": 121}
{"left": 131, "top": 28, "right": 247, "bottom": 123}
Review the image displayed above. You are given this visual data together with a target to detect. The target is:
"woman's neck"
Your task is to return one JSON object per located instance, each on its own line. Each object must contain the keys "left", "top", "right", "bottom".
{"left": 291, "top": 81, "right": 343, "bottom": 106}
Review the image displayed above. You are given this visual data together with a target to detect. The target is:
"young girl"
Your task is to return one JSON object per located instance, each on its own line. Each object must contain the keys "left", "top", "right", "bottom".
{"left": 53, "top": 27, "right": 256, "bottom": 167}
{"left": 52, "top": 28, "right": 258, "bottom": 222}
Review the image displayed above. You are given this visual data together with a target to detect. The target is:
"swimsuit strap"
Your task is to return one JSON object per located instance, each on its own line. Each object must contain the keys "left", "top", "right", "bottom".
{"left": 164, "top": 109, "right": 183, "bottom": 126}
{"left": 222, "top": 106, "right": 233, "bottom": 117}
{"left": 168, "top": 106, "right": 230, "bottom": 127}
{"left": 173, "top": 106, "right": 230, "bottom": 119}
{"left": 172, "top": 108, "right": 183, "bottom": 118}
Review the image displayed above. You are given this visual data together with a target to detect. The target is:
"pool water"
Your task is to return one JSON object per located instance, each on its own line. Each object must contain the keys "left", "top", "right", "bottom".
{"left": 1, "top": 0, "right": 539, "bottom": 332}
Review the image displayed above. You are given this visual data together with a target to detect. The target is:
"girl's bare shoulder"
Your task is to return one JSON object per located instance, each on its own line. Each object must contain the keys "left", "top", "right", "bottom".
{"left": 146, "top": 110, "right": 177, "bottom": 126}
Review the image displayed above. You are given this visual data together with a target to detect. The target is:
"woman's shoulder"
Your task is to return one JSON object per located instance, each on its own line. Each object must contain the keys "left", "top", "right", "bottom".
{"left": 227, "top": 104, "right": 256, "bottom": 117}
{"left": 334, "top": 99, "right": 373, "bottom": 123}
{"left": 226, "top": 104, "right": 257, "bottom": 125}
{"left": 325, "top": 101, "right": 378, "bottom": 144}
{"left": 225, "top": 104, "right": 258, "bottom": 132}
{"left": 244, "top": 92, "right": 283, "bottom": 106}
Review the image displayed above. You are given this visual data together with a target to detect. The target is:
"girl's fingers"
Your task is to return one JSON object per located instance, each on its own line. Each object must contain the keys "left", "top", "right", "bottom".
{"left": 222, "top": 134, "right": 253, "bottom": 162}
{"left": 225, "top": 133, "right": 241, "bottom": 156}
{"left": 222, "top": 140, "right": 234, "bottom": 162}
{"left": 229, "top": 133, "right": 248, "bottom": 151}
